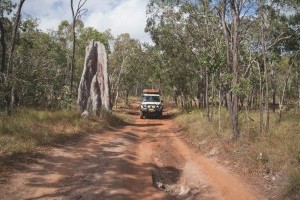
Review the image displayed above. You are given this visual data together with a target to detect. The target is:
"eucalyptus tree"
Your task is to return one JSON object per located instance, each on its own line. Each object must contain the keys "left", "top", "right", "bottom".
{"left": 181, "top": 1, "right": 225, "bottom": 116}
{"left": 55, "top": 20, "right": 73, "bottom": 88}
{"left": 217, "top": 0, "right": 240, "bottom": 139}
{"left": 146, "top": 0, "right": 299, "bottom": 139}
{"left": 146, "top": 1, "right": 201, "bottom": 108}
{"left": 0, "top": 0, "right": 26, "bottom": 114}
{"left": 253, "top": 0, "right": 299, "bottom": 128}
{"left": 142, "top": 44, "right": 168, "bottom": 93}
{"left": 0, "top": 0, "right": 15, "bottom": 74}
{"left": 70, "top": 0, "right": 87, "bottom": 96}
{"left": 146, "top": 0, "right": 225, "bottom": 112}
{"left": 215, "top": 0, "right": 279, "bottom": 139}
{"left": 146, "top": 0, "right": 254, "bottom": 139}
{"left": 7, "top": 0, "right": 25, "bottom": 77}
{"left": 0, "top": 0, "right": 14, "bottom": 111}
{"left": 14, "top": 18, "right": 68, "bottom": 108}
{"left": 109, "top": 33, "right": 143, "bottom": 106}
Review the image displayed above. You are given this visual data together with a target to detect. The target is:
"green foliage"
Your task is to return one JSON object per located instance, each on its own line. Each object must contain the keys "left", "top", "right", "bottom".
{"left": 109, "top": 33, "right": 145, "bottom": 102}
{"left": 0, "top": 15, "right": 111, "bottom": 110}
{"left": 14, "top": 20, "right": 69, "bottom": 109}
{"left": 230, "top": 78, "right": 251, "bottom": 97}
{"left": 145, "top": 1, "right": 226, "bottom": 101}
{"left": 0, "top": 0, "right": 15, "bottom": 16}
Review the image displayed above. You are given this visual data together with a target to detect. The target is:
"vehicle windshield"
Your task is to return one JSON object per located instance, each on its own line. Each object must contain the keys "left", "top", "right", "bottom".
{"left": 142, "top": 95, "right": 160, "bottom": 102}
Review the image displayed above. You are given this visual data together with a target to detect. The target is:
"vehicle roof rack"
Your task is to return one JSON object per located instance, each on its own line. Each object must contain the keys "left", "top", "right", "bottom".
{"left": 143, "top": 89, "right": 160, "bottom": 94}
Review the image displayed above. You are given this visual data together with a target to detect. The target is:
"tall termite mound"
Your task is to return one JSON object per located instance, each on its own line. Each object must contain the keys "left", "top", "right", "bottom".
{"left": 77, "top": 41, "right": 111, "bottom": 116}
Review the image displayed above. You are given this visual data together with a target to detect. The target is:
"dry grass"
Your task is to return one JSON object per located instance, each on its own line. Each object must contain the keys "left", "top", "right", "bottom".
{"left": 0, "top": 108, "right": 126, "bottom": 173}
{"left": 174, "top": 108, "right": 300, "bottom": 198}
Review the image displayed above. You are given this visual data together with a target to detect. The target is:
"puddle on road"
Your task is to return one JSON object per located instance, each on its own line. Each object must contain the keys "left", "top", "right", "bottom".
{"left": 151, "top": 164, "right": 205, "bottom": 199}
{"left": 151, "top": 140, "right": 219, "bottom": 200}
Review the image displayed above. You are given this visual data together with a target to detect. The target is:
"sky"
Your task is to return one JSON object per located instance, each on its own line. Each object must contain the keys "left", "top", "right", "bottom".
{"left": 18, "top": 0, "right": 152, "bottom": 43}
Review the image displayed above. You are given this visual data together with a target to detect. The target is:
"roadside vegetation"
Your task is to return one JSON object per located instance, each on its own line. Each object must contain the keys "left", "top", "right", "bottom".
{"left": 0, "top": 0, "right": 299, "bottom": 198}
{"left": 175, "top": 108, "right": 300, "bottom": 198}
{"left": 0, "top": 108, "right": 125, "bottom": 174}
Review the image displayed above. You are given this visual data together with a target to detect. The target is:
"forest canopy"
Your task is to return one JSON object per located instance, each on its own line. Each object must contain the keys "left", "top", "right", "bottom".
{"left": 0, "top": 0, "right": 299, "bottom": 138}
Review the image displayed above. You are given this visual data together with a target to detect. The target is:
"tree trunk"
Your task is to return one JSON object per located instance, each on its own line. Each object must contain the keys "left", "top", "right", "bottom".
{"left": 173, "top": 86, "right": 178, "bottom": 106}
{"left": 227, "top": 92, "right": 239, "bottom": 140}
{"left": 125, "top": 90, "right": 129, "bottom": 106}
{"left": 197, "top": 81, "right": 201, "bottom": 108}
{"left": 297, "top": 72, "right": 300, "bottom": 111}
{"left": 219, "top": 0, "right": 240, "bottom": 140}
{"left": 211, "top": 74, "right": 215, "bottom": 122}
{"left": 70, "top": 0, "right": 76, "bottom": 96}
{"left": 0, "top": 19, "right": 6, "bottom": 73}
{"left": 298, "top": 83, "right": 300, "bottom": 111}
{"left": 111, "top": 56, "right": 127, "bottom": 107}
{"left": 271, "top": 68, "right": 277, "bottom": 112}
{"left": 70, "top": 21, "right": 76, "bottom": 96}
{"left": 220, "top": 0, "right": 230, "bottom": 70}
{"left": 7, "top": 0, "right": 25, "bottom": 76}
{"left": 272, "top": 89, "right": 276, "bottom": 112}
{"left": 70, "top": 0, "right": 87, "bottom": 97}
{"left": 114, "top": 90, "right": 119, "bottom": 108}
{"left": 256, "top": 61, "right": 263, "bottom": 133}
{"left": 229, "top": 0, "right": 240, "bottom": 140}
{"left": 261, "top": 7, "right": 269, "bottom": 132}
{"left": 205, "top": 69, "right": 210, "bottom": 121}
{"left": 278, "top": 65, "right": 292, "bottom": 122}
{"left": 218, "top": 88, "right": 221, "bottom": 135}
{"left": 6, "top": 0, "right": 26, "bottom": 115}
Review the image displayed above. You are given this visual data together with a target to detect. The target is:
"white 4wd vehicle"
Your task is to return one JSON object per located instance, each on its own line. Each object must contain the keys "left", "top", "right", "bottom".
{"left": 140, "top": 89, "right": 163, "bottom": 119}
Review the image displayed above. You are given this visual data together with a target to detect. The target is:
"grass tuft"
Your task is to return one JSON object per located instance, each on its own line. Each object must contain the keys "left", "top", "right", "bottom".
{"left": 0, "top": 108, "right": 126, "bottom": 173}
{"left": 289, "top": 168, "right": 300, "bottom": 192}
{"left": 174, "top": 108, "right": 300, "bottom": 198}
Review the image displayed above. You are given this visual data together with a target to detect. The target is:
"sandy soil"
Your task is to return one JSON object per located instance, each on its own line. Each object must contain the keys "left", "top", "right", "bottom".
{"left": 0, "top": 104, "right": 263, "bottom": 200}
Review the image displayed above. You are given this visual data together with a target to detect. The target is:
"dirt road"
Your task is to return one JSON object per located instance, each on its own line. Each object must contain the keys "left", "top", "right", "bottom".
{"left": 0, "top": 105, "right": 262, "bottom": 200}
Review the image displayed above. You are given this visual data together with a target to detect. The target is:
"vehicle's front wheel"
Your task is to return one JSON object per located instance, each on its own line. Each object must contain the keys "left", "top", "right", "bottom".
{"left": 139, "top": 112, "right": 144, "bottom": 119}
{"left": 158, "top": 111, "right": 163, "bottom": 119}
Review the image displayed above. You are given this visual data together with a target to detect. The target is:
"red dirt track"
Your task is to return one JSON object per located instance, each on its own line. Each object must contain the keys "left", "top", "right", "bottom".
{"left": 0, "top": 104, "right": 262, "bottom": 200}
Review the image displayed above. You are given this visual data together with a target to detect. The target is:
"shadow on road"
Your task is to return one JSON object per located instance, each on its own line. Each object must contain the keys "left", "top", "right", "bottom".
{"left": 0, "top": 101, "right": 180, "bottom": 199}
{"left": 1, "top": 129, "right": 167, "bottom": 200}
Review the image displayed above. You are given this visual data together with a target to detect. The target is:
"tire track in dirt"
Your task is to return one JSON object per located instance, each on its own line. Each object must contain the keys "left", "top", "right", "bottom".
{"left": 135, "top": 106, "right": 261, "bottom": 200}
{"left": 0, "top": 105, "right": 262, "bottom": 200}
{"left": 0, "top": 122, "right": 167, "bottom": 199}
{"left": 151, "top": 119, "right": 261, "bottom": 200}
